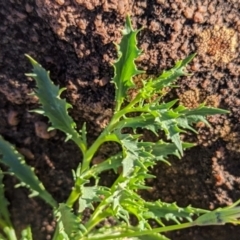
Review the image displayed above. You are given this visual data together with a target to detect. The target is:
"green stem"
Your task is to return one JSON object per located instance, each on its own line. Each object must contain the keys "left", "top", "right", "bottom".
{"left": 82, "top": 211, "right": 111, "bottom": 237}
{"left": 63, "top": 93, "right": 144, "bottom": 236}
{"left": 52, "top": 223, "right": 59, "bottom": 240}
{"left": 66, "top": 129, "right": 120, "bottom": 207}
{"left": 83, "top": 203, "right": 110, "bottom": 233}
{"left": 108, "top": 94, "right": 144, "bottom": 131}
{"left": 5, "top": 228, "right": 17, "bottom": 240}
{"left": 83, "top": 174, "right": 124, "bottom": 235}
{"left": 114, "top": 94, "right": 141, "bottom": 118}
{"left": 71, "top": 132, "right": 87, "bottom": 157}
{"left": 66, "top": 131, "right": 121, "bottom": 208}
{"left": 0, "top": 219, "right": 17, "bottom": 240}
{"left": 84, "top": 222, "right": 194, "bottom": 240}
{"left": 65, "top": 187, "right": 80, "bottom": 207}
{"left": 80, "top": 132, "right": 120, "bottom": 174}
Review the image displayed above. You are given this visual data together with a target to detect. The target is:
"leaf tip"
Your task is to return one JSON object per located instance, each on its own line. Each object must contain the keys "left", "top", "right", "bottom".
{"left": 25, "top": 54, "right": 38, "bottom": 66}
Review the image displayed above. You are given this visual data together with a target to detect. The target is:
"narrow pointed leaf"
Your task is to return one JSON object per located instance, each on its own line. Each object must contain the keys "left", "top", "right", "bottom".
{"left": 0, "top": 136, "right": 57, "bottom": 208}
{"left": 20, "top": 226, "right": 33, "bottom": 240}
{"left": 180, "top": 105, "right": 230, "bottom": 116}
{"left": 0, "top": 169, "right": 11, "bottom": 225}
{"left": 54, "top": 203, "right": 82, "bottom": 239}
{"left": 151, "top": 54, "right": 195, "bottom": 91}
{"left": 25, "top": 55, "right": 86, "bottom": 152}
{"left": 113, "top": 15, "right": 144, "bottom": 110}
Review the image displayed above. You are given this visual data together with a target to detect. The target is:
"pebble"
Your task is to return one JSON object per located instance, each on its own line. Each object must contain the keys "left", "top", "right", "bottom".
{"left": 55, "top": 0, "right": 65, "bottom": 5}
{"left": 25, "top": 3, "right": 33, "bottom": 13}
{"left": 183, "top": 7, "right": 194, "bottom": 19}
{"left": 34, "top": 121, "right": 56, "bottom": 139}
{"left": 7, "top": 110, "right": 19, "bottom": 126}
{"left": 18, "top": 148, "right": 35, "bottom": 160}
{"left": 193, "top": 11, "right": 204, "bottom": 23}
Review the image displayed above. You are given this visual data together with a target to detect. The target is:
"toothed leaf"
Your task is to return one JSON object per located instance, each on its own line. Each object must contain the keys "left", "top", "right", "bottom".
{"left": 25, "top": 55, "right": 86, "bottom": 152}
{"left": 143, "top": 201, "right": 207, "bottom": 225}
{"left": 0, "top": 136, "right": 57, "bottom": 208}
{"left": 153, "top": 54, "right": 195, "bottom": 90}
{"left": 54, "top": 203, "right": 82, "bottom": 239}
{"left": 113, "top": 15, "right": 144, "bottom": 110}
{"left": 90, "top": 153, "right": 123, "bottom": 176}
{"left": 118, "top": 133, "right": 193, "bottom": 177}
{"left": 180, "top": 104, "right": 230, "bottom": 116}
{"left": 78, "top": 186, "right": 100, "bottom": 212}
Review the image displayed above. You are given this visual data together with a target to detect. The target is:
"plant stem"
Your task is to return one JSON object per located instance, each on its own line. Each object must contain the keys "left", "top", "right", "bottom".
{"left": 66, "top": 129, "right": 122, "bottom": 207}
{"left": 71, "top": 132, "right": 87, "bottom": 157}
{"left": 80, "top": 132, "right": 120, "bottom": 174}
{"left": 82, "top": 211, "right": 111, "bottom": 237}
{"left": 65, "top": 187, "right": 80, "bottom": 207}
{"left": 64, "top": 93, "right": 147, "bottom": 236}
{"left": 0, "top": 219, "right": 17, "bottom": 240}
{"left": 52, "top": 223, "right": 59, "bottom": 240}
{"left": 83, "top": 174, "right": 124, "bottom": 235}
{"left": 4, "top": 227, "right": 17, "bottom": 240}
{"left": 84, "top": 222, "right": 194, "bottom": 240}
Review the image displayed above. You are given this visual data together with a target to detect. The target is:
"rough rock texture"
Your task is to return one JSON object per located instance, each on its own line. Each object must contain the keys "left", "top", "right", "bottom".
{"left": 0, "top": 0, "right": 240, "bottom": 239}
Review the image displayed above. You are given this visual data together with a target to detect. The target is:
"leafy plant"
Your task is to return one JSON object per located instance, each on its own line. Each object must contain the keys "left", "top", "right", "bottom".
{"left": 0, "top": 16, "right": 239, "bottom": 240}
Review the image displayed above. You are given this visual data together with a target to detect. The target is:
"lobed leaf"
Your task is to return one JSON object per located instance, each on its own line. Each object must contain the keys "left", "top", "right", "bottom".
{"left": 116, "top": 102, "right": 228, "bottom": 158}
{"left": 138, "top": 140, "right": 194, "bottom": 162}
{"left": 156, "top": 111, "right": 185, "bottom": 155}
{"left": 78, "top": 186, "right": 100, "bottom": 213}
{"left": 179, "top": 104, "right": 229, "bottom": 116}
{"left": 117, "top": 132, "right": 194, "bottom": 177}
{"left": 193, "top": 200, "right": 240, "bottom": 226}
{"left": 54, "top": 203, "right": 83, "bottom": 239}
{"left": 88, "top": 153, "right": 123, "bottom": 177}
{"left": 143, "top": 201, "right": 207, "bottom": 226}
{"left": 152, "top": 54, "right": 195, "bottom": 90}
{"left": 25, "top": 55, "right": 86, "bottom": 153}
{"left": 138, "top": 54, "right": 195, "bottom": 100}
{"left": 112, "top": 15, "right": 144, "bottom": 111}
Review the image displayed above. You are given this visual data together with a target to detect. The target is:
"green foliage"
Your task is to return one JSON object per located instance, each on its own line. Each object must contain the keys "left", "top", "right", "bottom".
{"left": 0, "top": 136, "right": 57, "bottom": 208}
{"left": 192, "top": 199, "right": 240, "bottom": 226}
{"left": 20, "top": 226, "right": 32, "bottom": 240}
{"left": 112, "top": 16, "right": 144, "bottom": 111}
{"left": 0, "top": 170, "right": 17, "bottom": 240}
{"left": 0, "top": 169, "right": 11, "bottom": 228}
{"left": 53, "top": 204, "right": 82, "bottom": 240}
{"left": 25, "top": 56, "right": 86, "bottom": 153}
{"left": 0, "top": 15, "right": 238, "bottom": 240}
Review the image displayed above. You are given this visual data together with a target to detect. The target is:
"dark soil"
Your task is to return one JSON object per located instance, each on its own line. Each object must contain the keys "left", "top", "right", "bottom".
{"left": 0, "top": 0, "right": 240, "bottom": 239}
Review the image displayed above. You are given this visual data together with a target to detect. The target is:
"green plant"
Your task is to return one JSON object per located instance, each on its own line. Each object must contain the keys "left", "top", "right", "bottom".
{"left": 0, "top": 16, "right": 240, "bottom": 240}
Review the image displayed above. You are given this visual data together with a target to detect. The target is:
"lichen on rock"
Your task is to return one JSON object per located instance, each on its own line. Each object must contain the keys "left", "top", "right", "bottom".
{"left": 196, "top": 25, "right": 238, "bottom": 63}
